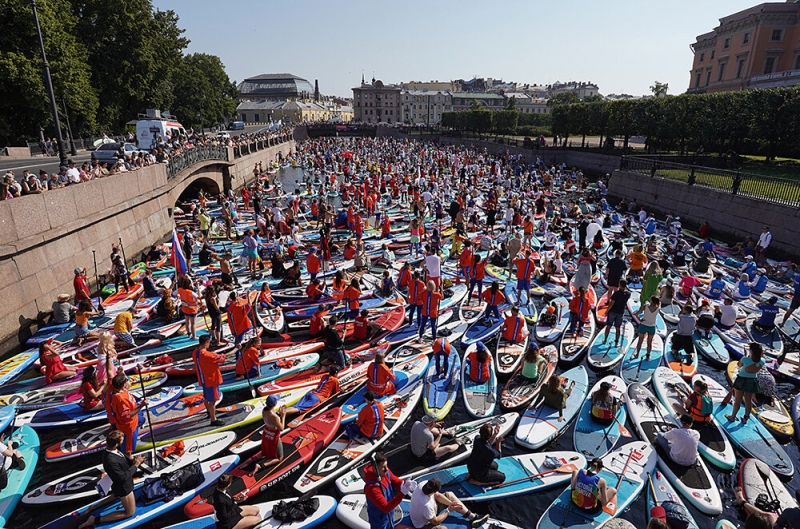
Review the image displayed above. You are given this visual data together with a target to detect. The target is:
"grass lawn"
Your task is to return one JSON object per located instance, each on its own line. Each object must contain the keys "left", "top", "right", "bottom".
{"left": 645, "top": 167, "right": 800, "bottom": 204}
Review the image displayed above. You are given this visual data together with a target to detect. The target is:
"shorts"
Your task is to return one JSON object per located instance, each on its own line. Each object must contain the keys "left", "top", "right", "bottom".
{"left": 606, "top": 276, "right": 621, "bottom": 288}
{"left": 410, "top": 235, "right": 420, "bottom": 244}
{"left": 638, "top": 324, "right": 656, "bottom": 336}
{"left": 247, "top": 249, "right": 258, "bottom": 259}
{"left": 221, "top": 272, "right": 233, "bottom": 285}
{"left": 791, "top": 297, "right": 800, "bottom": 311}
{"left": 606, "top": 311, "right": 624, "bottom": 329}
{"left": 346, "top": 309, "right": 359, "bottom": 320}
{"left": 209, "top": 313, "right": 222, "bottom": 332}
{"left": 202, "top": 385, "right": 221, "bottom": 403}
{"left": 733, "top": 376, "right": 759, "bottom": 394}
{"left": 517, "top": 279, "right": 531, "bottom": 291}
{"left": 115, "top": 332, "right": 134, "bottom": 345}
{"left": 294, "top": 393, "right": 321, "bottom": 412}
{"left": 74, "top": 324, "right": 90, "bottom": 337}
{"left": 672, "top": 334, "right": 694, "bottom": 354}
{"left": 429, "top": 276, "right": 441, "bottom": 288}
{"left": 414, "top": 447, "right": 438, "bottom": 464}
{"left": 121, "top": 429, "right": 139, "bottom": 453}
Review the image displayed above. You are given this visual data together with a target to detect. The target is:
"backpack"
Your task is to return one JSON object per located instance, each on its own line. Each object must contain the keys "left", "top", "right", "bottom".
{"left": 700, "top": 394, "right": 713, "bottom": 416}
{"left": 140, "top": 461, "right": 203, "bottom": 505}
{"left": 272, "top": 497, "right": 320, "bottom": 523}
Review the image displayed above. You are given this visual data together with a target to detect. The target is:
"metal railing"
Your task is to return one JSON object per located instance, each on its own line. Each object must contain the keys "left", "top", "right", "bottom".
{"left": 232, "top": 133, "right": 293, "bottom": 159}
{"left": 166, "top": 145, "right": 229, "bottom": 180}
{"left": 620, "top": 156, "right": 800, "bottom": 208}
{"left": 27, "top": 136, "right": 127, "bottom": 156}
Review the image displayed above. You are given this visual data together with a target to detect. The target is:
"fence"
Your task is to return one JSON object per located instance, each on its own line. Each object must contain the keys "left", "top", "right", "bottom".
{"left": 232, "top": 133, "right": 293, "bottom": 159}
{"left": 27, "top": 136, "right": 127, "bottom": 156}
{"left": 166, "top": 145, "right": 229, "bottom": 180}
{"left": 620, "top": 156, "right": 800, "bottom": 208}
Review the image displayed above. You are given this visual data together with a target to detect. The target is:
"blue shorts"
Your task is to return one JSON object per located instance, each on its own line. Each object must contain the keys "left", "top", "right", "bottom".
{"left": 122, "top": 428, "right": 139, "bottom": 453}
{"left": 606, "top": 311, "right": 624, "bottom": 329}
{"left": 203, "top": 385, "right": 221, "bottom": 403}
{"left": 246, "top": 249, "right": 258, "bottom": 259}
{"left": 294, "top": 393, "right": 321, "bottom": 412}
{"left": 517, "top": 279, "right": 531, "bottom": 291}
{"left": 638, "top": 324, "right": 656, "bottom": 336}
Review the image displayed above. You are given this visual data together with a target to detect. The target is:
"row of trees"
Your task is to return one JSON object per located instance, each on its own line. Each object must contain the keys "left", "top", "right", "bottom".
{"left": 0, "top": 0, "right": 238, "bottom": 145}
{"left": 549, "top": 85, "right": 800, "bottom": 159}
{"left": 440, "top": 100, "right": 552, "bottom": 136}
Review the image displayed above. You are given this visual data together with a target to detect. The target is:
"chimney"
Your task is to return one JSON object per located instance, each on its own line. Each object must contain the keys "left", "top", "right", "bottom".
{"left": 314, "top": 79, "right": 320, "bottom": 102}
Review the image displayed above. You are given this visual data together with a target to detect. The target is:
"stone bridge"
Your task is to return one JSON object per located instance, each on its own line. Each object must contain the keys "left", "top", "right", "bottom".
{"left": 0, "top": 138, "right": 295, "bottom": 353}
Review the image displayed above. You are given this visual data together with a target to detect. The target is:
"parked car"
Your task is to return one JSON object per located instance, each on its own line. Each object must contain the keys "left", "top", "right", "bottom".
{"left": 215, "top": 132, "right": 231, "bottom": 140}
{"left": 91, "top": 142, "right": 144, "bottom": 165}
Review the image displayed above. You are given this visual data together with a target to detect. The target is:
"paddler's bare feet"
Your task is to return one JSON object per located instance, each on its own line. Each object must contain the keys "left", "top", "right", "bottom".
{"left": 734, "top": 486, "right": 745, "bottom": 507}
{"left": 78, "top": 515, "right": 97, "bottom": 529}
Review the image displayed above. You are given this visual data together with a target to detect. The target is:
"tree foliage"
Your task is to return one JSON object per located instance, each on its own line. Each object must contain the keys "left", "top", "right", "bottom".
{"left": 0, "top": 0, "right": 239, "bottom": 145}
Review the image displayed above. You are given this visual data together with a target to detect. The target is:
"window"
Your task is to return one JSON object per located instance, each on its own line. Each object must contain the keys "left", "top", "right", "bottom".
{"left": 736, "top": 58, "right": 746, "bottom": 78}
{"left": 718, "top": 62, "right": 727, "bottom": 81}
{"left": 771, "top": 29, "right": 782, "bottom": 41}
{"left": 723, "top": 38, "right": 730, "bottom": 49}
{"left": 710, "top": 50, "right": 715, "bottom": 60}
{"left": 795, "top": 54, "right": 800, "bottom": 71}
{"left": 743, "top": 32, "right": 750, "bottom": 44}
{"left": 705, "top": 70, "right": 712, "bottom": 86}
{"left": 695, "top": 72, "right": 703, "bottom": 87}
{"left": 764, "top": 57, "right": 776, "bottom": 74}
{"left": 254, "top": 114, "right": 259, "bottom": 122}
{"left": 699, "top": 52, "right": 705, "bottom": 62}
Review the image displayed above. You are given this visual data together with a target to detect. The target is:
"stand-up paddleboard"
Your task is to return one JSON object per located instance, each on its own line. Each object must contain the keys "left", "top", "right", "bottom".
{"left": 39, "top": 456, "right": 239, "bottom": 529}
{"left": 739, "top": 458, "right": 797, "bottom": 516}
{"left": 559, "top": 313, "right": 596, "bottom": 366}
{"left": 696, "top": 374, "right": 794, "bottom": 478}
{"left": 504, "top": 284, "right": 538, "bottom": 323}
{"left": 693, "top": 330, "right": 730, "bottom": 366}
{"left": 293, "top": 381, "right": 423, "bottom": 494}
{"left": 461, "top": 344, "right": 497, "bottom": 419}
{"left": 413, "top": 451, "right": 586, "bottom": 502}
{"left": 595, "top": 291, "right": 609, "bottom": 325}
{"left": 335, "top": 494, "right": 523, "bottom": 529}
{"left": 0, "top": 406, "right": 16, "bottom": 432}
{"left": 184, "top": 411, "right": 342, "bottom": 518}
{"left": 745, "top": 314, "right": 783, "bottom": 358}
{"left": 664, "top": 331, "right": 698, "bottom": 380}
{"left": 170, "top": 496, "right": 337, "bottom": 529}
{"left": 0, "top": 425, "right": 39, "bottom": 527}
{"left": 340, "top": 354, "right": 428, "bottom": 424}
{"left": 647, "top": 469, "right": 700, "bottom": 529}
{"left": 24, "top": 432, "right": 235, "bottom": 505}
{"left": 500, "top": 346, "right": 557, "bottom": 411}
{"left": 625, "top": 383, "right": 721, "bottom": 515}
{"left": 573, "top": 375, "right": 627, "bottom": 460}
{"left": 535, "top": 297, "right": 569, "bottom": 343}
{"left": 459, "top": 298, "right": 487, "bottom": 325}
{"left": 587, "top": 322, "right": 633, "bottom": 371}
{"left": 335, "top": 413, "right": 518, "bottom": 496}
{"left": 516, "top": 365, "right": 588, "bottom": 450}
{"left": 650, "top": 367, "right": 735, "bottom": 470}
{"left": 384, "top": 311, "right": 454, "bottom": 346}
{"left": 619, "top": 333, "right": 664, "bottom": 386}
{"left": 495, "top": 317, "right": 530, "bottom": 377}
{"left": 660, "top": 303, "right": 681, "bottom": 324}
{"left": 725, "top": 361, "right": 794, "bottom": 440}
{"left": 537, "top": 443, "right": 656, "bottom": 529}
{"left": 462, "top": 313, "right": 504, "bottom": 346}
{"left": 0, "top": 351, "right": 38, "bottom": 388}
{"left": 715, "top": 322, "right": 750, "bottom": 347}
{"left": 423, "top": 346, "right": 461, "bottom": 421}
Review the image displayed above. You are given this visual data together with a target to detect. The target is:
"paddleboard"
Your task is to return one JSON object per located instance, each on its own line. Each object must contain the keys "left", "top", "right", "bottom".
{"left": 587, "top": 322, "right": 633, "bottom": 371}
{"left": 647, "top": 469, "right": 700, "bottom": 529}
{"left": 461, "top": 344, "right": 498, "bottom": 419}
{"left": 619, "top": 333, "right": 664, "bottom": 385}
{"left": 573, "top": 375, "right": 627, "bottom": 460}
{"left": 0, "top": 425, "right": 39, "bottom": 527}
{"left": 534, "top": 297, "right": 569, "bottom": 343}
{"left": 423, "top": 346, "right": 461, "bottom": 421}
{"left": 739, "top": 458, "right": 797, "bottom": 516}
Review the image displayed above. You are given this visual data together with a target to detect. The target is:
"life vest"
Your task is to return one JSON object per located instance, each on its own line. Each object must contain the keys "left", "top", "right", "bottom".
{"left": 178, "top": 288, "right": 198, "bottom": 315}
{"left": 515, "top": 257, "right": 534, "bottom": 280}
{"left": 226, "top": 299, "right": 253, "bottom": 338}
{"left": 459, "top": 247, "right": 473, "bottom": 267}
{"left": 571, "top": 469, "right": 601, "bottom": 510}
{"left": 398, "top": 268, "right": 411, "bottom": 289}
{"left": 503, "top": 316, "right": 525, "bottom": 343}
{"left": 433, "top": 338, "right": 451, "bottom": 355}
{"left": 365, "top": 467, "right": 395, "bottom": 529}
{"left": 470, "top": 261, "right": 486, "bottom": 281}
{"left": 707, "top": 279, "right": 725, "bottom": 298}
{"left": 468, "top": 351, "right": 490, "bottom": 383}
{"left": 310, "top": 310, "right": 328, "bottom": 335}
{"left": 110, "top": 390, "right": 139, "bottom": 434}
{"left": 420, "top": 291, "right": 441, "bottom": 317}
{"left": 591, "top": 398, "right": 613, "bottom": 420}
{"left": 306, "top": 253, "right": 321, "bottom": 273}
{"left": 689, "top": 393, "right": 713, "bottom": 423}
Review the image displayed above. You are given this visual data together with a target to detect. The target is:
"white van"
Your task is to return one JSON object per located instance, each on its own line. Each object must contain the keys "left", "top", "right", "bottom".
{"left": 136, "top": 110, "right": 187, "bottom": 149}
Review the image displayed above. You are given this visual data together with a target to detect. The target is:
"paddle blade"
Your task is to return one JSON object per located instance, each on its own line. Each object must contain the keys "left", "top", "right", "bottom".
{"left": 602, "top": 497, "right": 618, "bottom": 516}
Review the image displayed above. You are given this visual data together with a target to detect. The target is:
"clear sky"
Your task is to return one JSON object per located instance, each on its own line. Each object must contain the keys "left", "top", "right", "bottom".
{"left": 153, "top": 0, "right": 761, "bottom": 98}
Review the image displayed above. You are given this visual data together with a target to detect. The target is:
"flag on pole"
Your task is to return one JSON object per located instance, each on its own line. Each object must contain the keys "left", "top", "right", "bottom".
{"left": 171, "top": 229, "right": 189, "bottom": 276}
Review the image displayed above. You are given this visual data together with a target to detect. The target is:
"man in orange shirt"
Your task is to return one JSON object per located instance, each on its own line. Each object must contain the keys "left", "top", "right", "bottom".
{"left": 417, "top": 280, "right": 443, "bottom": 341}
{"left": 407, "top": 271, "right": 425, "bottom": 327}
{"left": 306, "top": 247, "right": 321, "bottom": 282}
{"left": 110, "top": 373, "right": 147, "bottom": 457}
{"left": 458, "top": 242, "right": 473, "bottom": 285}
{"left": 346, "top": 391, "right": 384, "bottom": 440}
{"left": 366, "top": 352, "right": 396, "bottom": 397}
{"left": 225, "top": 291, "right": 254, "bottom": 345}
{"left": 502, "top": 306, "right": 527, "bottom": 344}
{"left": 193, "top": 335, "right": 227, "bottom": 426}
{"left": 513, "top": 249, "right": 537, "bottom": 300}
{"left": 306, "top": 279, "right": 324, "bottom": 303}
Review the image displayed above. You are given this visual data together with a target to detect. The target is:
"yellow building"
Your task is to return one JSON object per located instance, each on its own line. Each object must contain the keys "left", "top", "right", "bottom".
{"left": 236, "top": 99, "right": 332, "bottom": 124}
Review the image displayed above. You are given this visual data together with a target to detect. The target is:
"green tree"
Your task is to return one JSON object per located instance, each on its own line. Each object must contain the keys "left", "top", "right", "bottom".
{"left": 469, "top": 99, "right": 484, "bottom": 111}
{"left": 492, "top": 110, "right": 518, "bottom": 133}
{"left": 650, "top": 81, "right": 669, "bottom": 97}
{"left": 170, "top": 53, "right": 238, "bottom": 129}
{"left": 504, "top": 96, "right": 517, "bottom": 110}
{"left": 0, "top": 0, "right": 98, "bottom": 144}
{"left": 606, "top": 99, "right": 636, "bottom": 149}
{"left": 547, "top": 92, "right": 580, "bottom": 107}
{"left": 583, "top": 94, "right": 604, "bottom": 103}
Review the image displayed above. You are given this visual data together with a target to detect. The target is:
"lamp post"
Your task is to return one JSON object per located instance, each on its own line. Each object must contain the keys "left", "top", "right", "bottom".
{"left": 31, "top": 0, "right": 68, "bottom": 167}
{"left": 62, "top": 98, "right": 78, "bottom": 155}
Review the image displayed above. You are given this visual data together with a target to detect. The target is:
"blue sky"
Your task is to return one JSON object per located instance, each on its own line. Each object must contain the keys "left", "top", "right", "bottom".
{"left": 153, "top": 0, "right": 760, "bottom": 98}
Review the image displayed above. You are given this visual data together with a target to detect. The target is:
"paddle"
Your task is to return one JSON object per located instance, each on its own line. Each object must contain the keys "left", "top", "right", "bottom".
{"left": 484, "top": 455, "right": 580, "bottom": 492}
{"left": 754, "top": 460, "right": 784, "bottom": 514}
{"left": 603, "top": 446, "right": 640, "bottom": 516}
{"left": 647, "top": 473, "right": 667, "bottom": 520}
{"left": 252, "top": 487, "right": 320, "bottom": 528}
{"left": 136, "top": 365, "right": 158, "bottom": 463}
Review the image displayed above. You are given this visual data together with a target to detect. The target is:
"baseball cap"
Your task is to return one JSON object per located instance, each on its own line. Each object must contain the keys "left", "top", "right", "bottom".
{"left": 266, "top": 394, "right": 280, "bottom": 408}
{"left": 74, "top": 267, "right": 85, "bottom": 275}
{"left": 421, "top": 412, "right": 438, "bottom": 425}
{"left": 59, "top": 165, "right": 68, "bottom": 171}
{"left": 768, "top": 296, "right": 778, "bottom": 304}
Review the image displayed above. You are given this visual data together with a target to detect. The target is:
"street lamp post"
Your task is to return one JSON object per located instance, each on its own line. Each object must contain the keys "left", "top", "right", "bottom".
{"left": 62, "top": 98, "right": 78, "bottom": 155}
{"left": 31, "top": 0, "right": 67, "bottom": 166}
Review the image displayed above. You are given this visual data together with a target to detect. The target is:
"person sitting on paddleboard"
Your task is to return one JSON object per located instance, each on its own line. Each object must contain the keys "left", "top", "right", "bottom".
{"left": 251, "top": 394, "right": 285, "bottom": 475}
{"left": 672, "top": 380, "right": 713, "bottom": 426}
{"left": 532, "top": 375, "right": 576, "bottom": 422}
{"left": 755, "top": 296, "right": 780, "bottom": 333}
{"left": 409, "top": 477, "right": 488, "bottom": 529}
{"left": 656, "top": 414, "right": 700, "bottom": 467}
{"left": 79, "top": 365, "right": 105, "bottom": 412}
{"left": 410, "top": 412, "right": 463, "bottom": 464}
{"left": 345, "top": 391, "right": 384, "bottom": 441}
{"left": 234, "top": 336, "right": 262, "bottom": 382}
{"left": 520, "top": 345, "right": 547, "bottom": 381}
{"left": 318, "top": 315, "right": 346, "bottom": 372}
{"left": 502, "top": 306, "right": 528, "bottom": 345}
{"left": 570, "top": 457, "right": 617, "bottom": 514}
{"left": 366, "top": 352, "right": 396, "bottom": 397}
{"left": 590, "top": 382, "right": 618, "bottom": 426}
{"left": 210, "top": 473, "right": 261, "bottom": 529}
{"left": 539, "top": 303, "right": 558, "bottom": 328}
{"left": 283, "top": 366, "right": 340, "bottom": 417}
{"left": 696, "top": 300, "right": 716, "bottom": 339}
{"left": 466, "top": 342, "right": 492, "bottom": 384}
{"left": 465, "top": 423, "right": 505, "bottom": 486}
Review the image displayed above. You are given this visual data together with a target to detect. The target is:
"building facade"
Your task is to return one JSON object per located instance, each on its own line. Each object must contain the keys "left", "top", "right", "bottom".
{"left": 236, "top": 100, "right": 331, "bottom": 124}
{"left": 450, "top": 92, "right": 506, "bottom": 111}
{"left": 237, "top": 73, "right": 317, "bottom": 102}
{"left": 352, "top": 77, "right": 402, "bottom": 124}
{"left": 688, "top": 2, "right": 800, "bottom": 93}
{"left": 505, "top": 93, "right": 551, "bottom": 114}
{"left": 400, "top": 90, "right": 452, "bottom": 125}
{"left": 549, "top": 81, "right": 600, "bottom": 99}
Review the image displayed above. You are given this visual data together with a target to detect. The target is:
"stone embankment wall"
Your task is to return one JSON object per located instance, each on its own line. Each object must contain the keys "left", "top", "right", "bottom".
{"left": 0, "top": 141, "right": 293, "bottom": 354}
{"left": 608, "top": 170, "right": 800, "bottom": 258}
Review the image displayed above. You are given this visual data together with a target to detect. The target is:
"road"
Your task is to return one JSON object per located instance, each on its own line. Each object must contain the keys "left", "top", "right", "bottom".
{"left": 0, "top": 124, "right": 274, "bottom": 180}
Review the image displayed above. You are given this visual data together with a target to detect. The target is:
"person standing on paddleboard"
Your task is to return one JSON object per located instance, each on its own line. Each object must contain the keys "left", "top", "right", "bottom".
{"left": 193, "top": 335, "right": 227, "bottom": 427}
{"left": 109, "top": 373, "right": 148, "bottom": 458}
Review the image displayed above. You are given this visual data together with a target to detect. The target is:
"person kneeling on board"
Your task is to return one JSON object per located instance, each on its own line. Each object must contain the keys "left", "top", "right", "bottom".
{"left": 465, "top": 423, "right": 505, "bottom": 486}
{"left": 466, "top": 343, "right": 492, "bottom": 384}
{"left": 656, "top": 414, "right": 700, "bottom": 467}
{"left": 410, "top": 412, "right": 463, "bottom": 464}
{"left": 355, "top": 309, "right": 383, "bottom": 343}
{"left": 345, "top": 391, "right": 384, "bottom": 441}
{"left": 502, "top": 306, "right": 527, "bottom": 344}
{"left": 570, "top": 457, "right": 617, "bottom": 514}
{"left": 409, "top": 477, "right": 489, "bottom": 529}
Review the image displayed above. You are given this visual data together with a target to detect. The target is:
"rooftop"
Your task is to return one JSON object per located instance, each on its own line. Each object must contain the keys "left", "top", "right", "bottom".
{"left": 238, "top": 73, "right": 315, "bottom": 99}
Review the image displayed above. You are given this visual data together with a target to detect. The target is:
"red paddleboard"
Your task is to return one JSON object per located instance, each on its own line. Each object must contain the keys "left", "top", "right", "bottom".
{"left": 595, "top": 291, "right": 610, "bottom": 325}
{"left": 183, "top": 408, "right": 342, "bottom": 518}
{"left": 164, "top": 342, "right": 324, "bottom": 377}
{"left": 103, "top": 283, "right": 144, "bottom": 307}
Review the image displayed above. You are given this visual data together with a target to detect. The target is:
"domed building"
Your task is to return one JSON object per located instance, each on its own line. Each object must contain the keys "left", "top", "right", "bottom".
{"left": 237, "top": 73, "right": 317, "bottom": 102}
